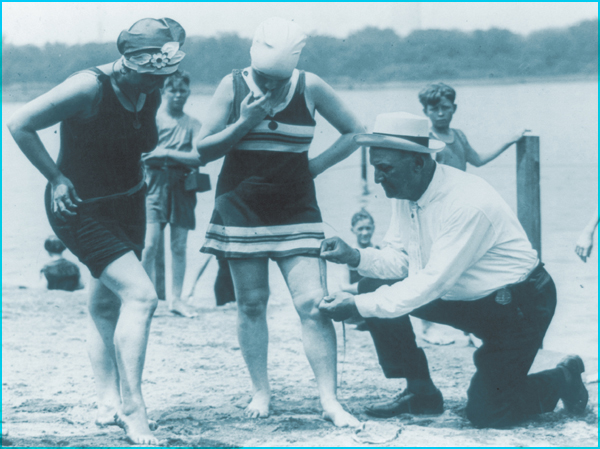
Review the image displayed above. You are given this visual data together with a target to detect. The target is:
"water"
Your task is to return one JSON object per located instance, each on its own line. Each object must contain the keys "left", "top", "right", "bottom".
{"left": 2, "top": 80, "right": 598, "bottom": 357}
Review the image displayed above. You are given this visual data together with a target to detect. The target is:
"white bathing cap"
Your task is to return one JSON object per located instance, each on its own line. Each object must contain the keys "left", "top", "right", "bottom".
{"left": 250, "top": 17, "right": 307, "bottom": 78}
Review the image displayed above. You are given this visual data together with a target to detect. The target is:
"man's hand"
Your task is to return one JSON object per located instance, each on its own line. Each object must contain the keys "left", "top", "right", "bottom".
{"left": 318, "top": 291, "right": 359, "bottom": 322}
{"left": 320, "top": 237, "right": 360, "bottom": 266}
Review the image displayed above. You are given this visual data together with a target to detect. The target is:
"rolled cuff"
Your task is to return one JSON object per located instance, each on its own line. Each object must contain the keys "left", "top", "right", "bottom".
{"left": 356, "top": 247, "right": 374, "bottom": 275}
{"left": 354, "top": 292, "right": 380, "bottom": 318}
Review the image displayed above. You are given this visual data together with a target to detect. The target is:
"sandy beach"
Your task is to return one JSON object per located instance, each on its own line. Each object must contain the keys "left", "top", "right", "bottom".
{"left": 1, "top": 282, "right": 598, "bottom": 447}
{"left": 2, "top": 79, "right": 598, "bottom": 446}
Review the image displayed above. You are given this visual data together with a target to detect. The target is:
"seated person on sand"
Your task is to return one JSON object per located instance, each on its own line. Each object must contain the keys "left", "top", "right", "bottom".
{"left": 320, "top": 112, "right": 588, "bottom": 428}
{"left": 142, "top": 70, "right": 203, "bottom": 318}
{"left": 417, "top": 82, "right": 529, "bottom": 346}
{"left": 574, "top": 208, "right": 598, "bottom": 263}
{"left": 195, "top": 18, "right": 364, "bottom": 427}
{"left": 41, "top": 235, "right": 84, "bottom": 291}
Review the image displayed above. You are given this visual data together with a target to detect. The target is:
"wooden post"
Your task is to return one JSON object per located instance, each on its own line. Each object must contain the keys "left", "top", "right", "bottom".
{"left": 155, "top": 231, "right": 166, "bottom": 300}
{"left": 516, "top": 136, "right": 542, "bottom": 261}
{"left": 361, "top": 145, "right": 369, "bottom": 195}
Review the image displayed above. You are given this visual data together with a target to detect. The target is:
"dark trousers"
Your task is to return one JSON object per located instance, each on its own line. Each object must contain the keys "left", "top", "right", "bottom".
{"left": 359, "top": 265, "right": 566, "bottom": 428}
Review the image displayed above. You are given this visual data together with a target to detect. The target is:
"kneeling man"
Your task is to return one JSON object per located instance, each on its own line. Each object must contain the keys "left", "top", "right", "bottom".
{"left": 320, "top": 112, "right": 588, "bottom": 428}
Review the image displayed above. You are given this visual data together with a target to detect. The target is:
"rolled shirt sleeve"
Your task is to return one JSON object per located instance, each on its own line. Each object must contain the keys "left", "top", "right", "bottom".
{"left": 357, "top": 201, "right": 409, "bottom": 280}
{"left": 355, "top": 205, "right": 496, "bottom": 319}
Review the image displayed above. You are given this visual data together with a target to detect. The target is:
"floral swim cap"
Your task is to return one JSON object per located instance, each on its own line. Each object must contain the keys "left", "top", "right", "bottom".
{"left": 117, "top": 18, "right": 186, "bottom": 75}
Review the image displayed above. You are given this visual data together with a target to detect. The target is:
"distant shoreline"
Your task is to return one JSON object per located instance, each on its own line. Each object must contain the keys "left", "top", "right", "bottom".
{"left": 2, "top": 73, "right": 597, "bottom": 103}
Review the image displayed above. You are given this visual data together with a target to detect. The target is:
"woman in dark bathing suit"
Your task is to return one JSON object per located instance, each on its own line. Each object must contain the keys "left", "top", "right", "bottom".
{"left": 8, "top": 18, "right": 186, "bottom": 445}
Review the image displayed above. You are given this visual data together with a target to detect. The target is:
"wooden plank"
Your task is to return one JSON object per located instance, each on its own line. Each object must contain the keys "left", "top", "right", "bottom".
{"left": 155, "top": 231, "right": 166, "bottom": 300}
{"left": 516, "top": 135, "right": 542, "bottom": 261}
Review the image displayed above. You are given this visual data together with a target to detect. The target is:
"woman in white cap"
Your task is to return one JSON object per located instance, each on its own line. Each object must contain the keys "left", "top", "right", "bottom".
{"left": 8, "top": 17, "right": 187, "bottom": 445}
{"left": 197, "top": 17, "right": 363, "bottom": 427}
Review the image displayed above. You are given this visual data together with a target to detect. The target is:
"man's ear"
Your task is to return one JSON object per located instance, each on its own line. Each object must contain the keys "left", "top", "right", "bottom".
{"left": 413, "top": 153, "right": 427, "bottom": 171}
{"left": 453, "top": 103, "right": 458, "bottom": 113}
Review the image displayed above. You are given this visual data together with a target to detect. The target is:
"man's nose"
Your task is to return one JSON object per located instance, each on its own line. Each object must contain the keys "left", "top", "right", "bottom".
{"left": 374, "top": 170, "right": 384, "bottom": 184}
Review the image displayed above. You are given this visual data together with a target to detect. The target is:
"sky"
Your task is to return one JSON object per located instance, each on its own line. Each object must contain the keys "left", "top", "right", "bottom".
{"left": 2, "top": 2, "right": 598, "bottom": 46}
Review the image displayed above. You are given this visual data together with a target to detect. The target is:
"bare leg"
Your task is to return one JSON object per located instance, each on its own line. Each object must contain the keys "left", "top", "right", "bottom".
{"left": 142, "top": 223, "right": 164, "bottom": 289}
{"left": 277, "top": 256, "right": 360, "bottom": 428}
{"left": 168, "top": 226, "right": 196, "bottom": 318}
{"left": 229, "top": 258, "right": 271, "bottom": 418}
{"left": 87, "top": 279, "right": 122, "bottom": 427}
{"left": 99, "top": 252, "right": 159, "bottom": 445}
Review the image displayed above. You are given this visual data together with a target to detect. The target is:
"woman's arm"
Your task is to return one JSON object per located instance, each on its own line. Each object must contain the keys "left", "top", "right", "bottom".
{"left": 195, "top": 75, "right": 272, "bottom": 165}
{"left": 466, "top": 129, "right": 529, "bottom": 167}
{"left": 305, "top": 73, "right": 365, "bottom": 178}
{"left": 7, "top": 73, "right": 98, "bottom": 219}
{"left": 144, "top": 148, "right": 203, "bottom": 168}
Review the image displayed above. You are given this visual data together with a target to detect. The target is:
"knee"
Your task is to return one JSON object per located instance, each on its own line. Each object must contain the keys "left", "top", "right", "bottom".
{"left": 125, "top": 286, "right": 159, "bottom": 316}
{"left": 89, "top": 298, "right": 120, "bottom": 319}
{"left": 170, "top": 242, "right": 186, "bottom": 259}
{"left": 465, "top": 384, "right": 517, "bottom": 429}
{"left": 237, "top": 288, "right": 268, "bottom": 319}
{"left": 143, "top": 239, "right": 160, "bottom": 258}
{"left": 293, "top": 290, "right": 323, "bottom": 321}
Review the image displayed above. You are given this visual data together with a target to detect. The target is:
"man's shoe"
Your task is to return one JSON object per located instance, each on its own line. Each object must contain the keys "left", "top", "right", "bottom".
{"left": 365, "top": 388, "right": 444, "bottom": 418}
{"left": 558, "top": 355, "right": 588, "bottom": 415}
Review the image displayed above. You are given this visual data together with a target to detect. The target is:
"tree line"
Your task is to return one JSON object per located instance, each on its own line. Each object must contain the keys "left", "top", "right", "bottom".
{"left": 2, "top": 19, "right": 597, "bottom": 88}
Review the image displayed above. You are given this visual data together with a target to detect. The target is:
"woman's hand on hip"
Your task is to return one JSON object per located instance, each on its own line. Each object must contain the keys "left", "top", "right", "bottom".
{"left": 51, "top": 175, "right": 82, "bottom": 221}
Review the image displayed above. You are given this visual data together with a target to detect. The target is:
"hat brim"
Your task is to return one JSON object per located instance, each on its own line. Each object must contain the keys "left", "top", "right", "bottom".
{"left": 354, "top": 134, "right": 445, "bottom": 154}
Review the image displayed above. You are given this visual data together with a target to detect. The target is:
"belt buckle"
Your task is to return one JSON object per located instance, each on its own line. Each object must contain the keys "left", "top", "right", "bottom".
{"left": 495, "top": 287, "right": 512, "bottom": 305}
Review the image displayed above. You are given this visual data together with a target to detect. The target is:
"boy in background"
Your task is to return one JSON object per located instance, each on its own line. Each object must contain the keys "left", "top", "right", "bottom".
{"left": 41, "top": 235, "right": 83, "bottom": 291}
{"left": 142, "top": 71, "right": 203, "bottom": 317}
{"left": 418, "top": 82, "right": 528, "bottom": 346}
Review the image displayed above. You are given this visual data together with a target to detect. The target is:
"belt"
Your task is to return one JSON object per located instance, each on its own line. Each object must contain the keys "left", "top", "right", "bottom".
{"left": 79, "top": 165, "right": 146, "bottom": 205}
{"left": 495, "top": 263, "right": 545, "bottom": 305}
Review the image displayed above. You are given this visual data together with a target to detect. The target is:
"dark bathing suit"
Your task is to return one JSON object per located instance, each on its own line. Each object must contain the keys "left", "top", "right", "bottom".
{"left": 201, "top": 69, "right": 324, "bottom": 259}
{"left": 46, "top": 68, "right": 160, "bottom": 278}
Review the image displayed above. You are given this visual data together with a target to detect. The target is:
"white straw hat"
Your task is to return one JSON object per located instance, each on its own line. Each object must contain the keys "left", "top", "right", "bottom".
{"left": 355, "top": 112, "right": 445, "bottom": 153}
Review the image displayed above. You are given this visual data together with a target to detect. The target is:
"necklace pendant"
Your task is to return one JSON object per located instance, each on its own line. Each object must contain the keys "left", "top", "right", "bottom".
{"left": 268, "top": 120, "right": 278, "bottom": 130}
{"left": 133, "top": 119, "right": 142, "bottom": 130}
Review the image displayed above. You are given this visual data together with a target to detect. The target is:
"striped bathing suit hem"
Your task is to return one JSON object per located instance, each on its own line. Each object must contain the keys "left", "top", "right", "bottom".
{"left": 201, "top": 223, "right": 325, "bottom": 259}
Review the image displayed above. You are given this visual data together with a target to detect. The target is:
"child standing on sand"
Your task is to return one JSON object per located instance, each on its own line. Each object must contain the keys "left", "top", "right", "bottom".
{"left": 142, "top": 71, "right": 203, "bottom": 318}
{"left": 418, "top": 82, "right": 528, "bottom": 346}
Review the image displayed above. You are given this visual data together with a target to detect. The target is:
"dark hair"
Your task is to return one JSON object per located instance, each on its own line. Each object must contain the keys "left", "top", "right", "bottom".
{"left": 351, "top": 209, "right": 374, "bottom": 227}
{"left": 163, "top": 70, "right": 191, "bottom": 90}
{"left": 418, "top": 83, "right": 456, "bottom": 108}
{"left": 44, "top": 235, "right": 66, "bottom": 255}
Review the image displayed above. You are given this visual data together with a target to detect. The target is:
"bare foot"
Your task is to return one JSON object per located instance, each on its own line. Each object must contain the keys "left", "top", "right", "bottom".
{"left": 95, "top": 405, "right": 120, "bottom": 427}
{"left": 168, "top": 298, "right": 198, "bottom": 318}
{"left": 421, "top": 326, "right": 455, "bottom": 346}
{"left": 95, "top": 407, "right": 158, "bottom": 431}
{"left": 322, "top": 401, "right": 361, "bottom": 428}
{"left": 114, "top": 410, "right": 158, "bottom": 446}
{"left": 245, "top": 391, "right": 270, "bottom": 418}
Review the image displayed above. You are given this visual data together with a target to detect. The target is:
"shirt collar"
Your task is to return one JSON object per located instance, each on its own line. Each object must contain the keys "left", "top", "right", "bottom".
{"left": 413, "top": 162, "right": 443, "bottom": 209}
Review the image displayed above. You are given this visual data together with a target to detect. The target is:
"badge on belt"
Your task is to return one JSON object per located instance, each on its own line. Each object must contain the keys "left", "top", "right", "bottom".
{"left": 495, "top": 287, "right": 512, "bottom": 305}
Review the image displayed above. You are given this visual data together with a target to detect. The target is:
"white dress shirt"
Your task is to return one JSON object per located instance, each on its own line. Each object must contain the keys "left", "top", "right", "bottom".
{"left": 355, "top": 163, "right": 539, "bottom": 319}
